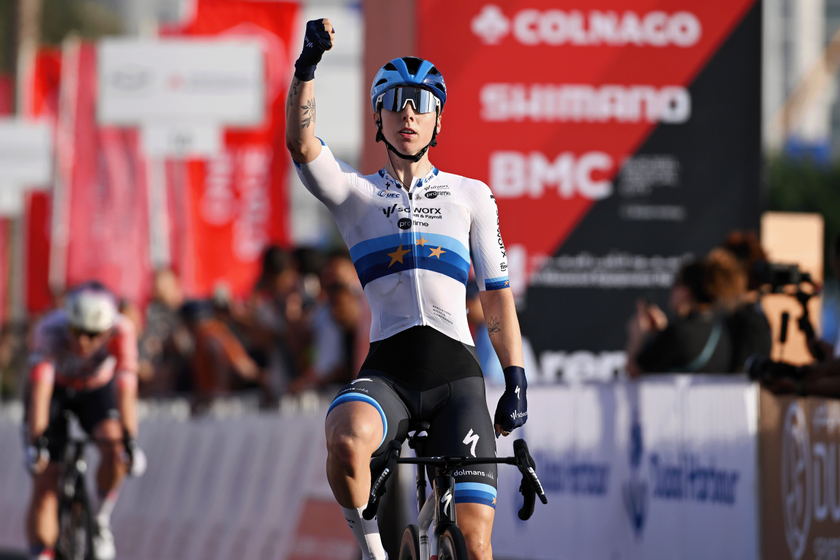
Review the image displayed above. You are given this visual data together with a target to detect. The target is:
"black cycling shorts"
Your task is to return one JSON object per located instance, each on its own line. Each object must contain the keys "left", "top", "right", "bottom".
{"left": 328, "top": 326, "right": 498, "bottom": 508}
{"left": 26, "top": 378, "right": 120, "bottom": 462}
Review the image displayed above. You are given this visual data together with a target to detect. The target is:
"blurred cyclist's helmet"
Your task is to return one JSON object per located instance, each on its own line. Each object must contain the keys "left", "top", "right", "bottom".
{"left": 370, "top": 56, "right": 447, "bottom": 112}
{"left": 65, "top": 281, "right": 118, "bottom": 334}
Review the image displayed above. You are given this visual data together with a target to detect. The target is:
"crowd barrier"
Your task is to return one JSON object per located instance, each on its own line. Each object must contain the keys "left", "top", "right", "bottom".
{"left": 0, "top": 377, "right": 838, "bottom": 560}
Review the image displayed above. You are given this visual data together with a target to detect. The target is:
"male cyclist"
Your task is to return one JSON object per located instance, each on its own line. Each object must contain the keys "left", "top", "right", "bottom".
{"left": 24, "top": 281, "right": 146, "bottom": 560}
{"left": 286, "top": 20, "right": 528, "bottom": 560}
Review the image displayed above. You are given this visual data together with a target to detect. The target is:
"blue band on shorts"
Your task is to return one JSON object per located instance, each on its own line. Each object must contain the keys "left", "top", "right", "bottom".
{"left": 454, "top": 482, "right": 497, "bottom": 509}
{"left": 328, "top": 393, "right": 389, "bottom": 447}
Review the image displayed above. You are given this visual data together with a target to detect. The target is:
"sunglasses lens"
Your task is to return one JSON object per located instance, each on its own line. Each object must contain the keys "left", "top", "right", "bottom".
{"left": 381, "top": 87, "right": 439, "bottom": 114}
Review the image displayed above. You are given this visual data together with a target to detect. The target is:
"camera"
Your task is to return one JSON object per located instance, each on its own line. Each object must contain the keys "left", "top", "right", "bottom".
{"left": 752, "top": 261, "right": 813, "bottom": 292}
{"left": 746, "top": 354, "right": 804, "bottom": 383}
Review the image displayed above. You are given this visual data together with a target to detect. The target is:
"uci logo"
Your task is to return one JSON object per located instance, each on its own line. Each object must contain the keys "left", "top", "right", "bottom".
{"left": 398, "top": 218, "right": 412, "bottom": 230}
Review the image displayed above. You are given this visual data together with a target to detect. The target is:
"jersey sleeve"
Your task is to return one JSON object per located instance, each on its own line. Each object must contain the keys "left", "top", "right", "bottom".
{"left": 29, "top": 319, "right": 56, "bottom": 368}
{"left": 295, "top": 140, "right": 359, "bottom": 208}
{"left": 466, "top": 180, "right": 510, "bottom": 291}
{"left": 109, "top": 315, "right": 139, "bottom": 387}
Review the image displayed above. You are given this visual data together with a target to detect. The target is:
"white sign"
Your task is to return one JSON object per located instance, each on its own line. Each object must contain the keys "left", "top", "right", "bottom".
{"left": 98, "top": 39, "right": 265, "bottom": 126}
{"left": 0, "top": 119, "right": 53, "bottom": 185}
{"left": 489, "top": 377, "right": 760, "bottom": 560}
{"left": 141, "top": 123, "right": 222, "bottom": 158}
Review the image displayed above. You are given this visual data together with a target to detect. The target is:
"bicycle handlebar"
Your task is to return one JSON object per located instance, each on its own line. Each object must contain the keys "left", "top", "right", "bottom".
{"left": 363, "top": 438, "right": 548, "bottom": 521}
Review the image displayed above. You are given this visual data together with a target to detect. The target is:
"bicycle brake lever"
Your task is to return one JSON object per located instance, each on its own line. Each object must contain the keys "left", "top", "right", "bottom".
{"left": 363, "top": 440, "right": 402, "bottom": 520}
{"left": 513, "top": 439, "right": 548, "bottom": 521}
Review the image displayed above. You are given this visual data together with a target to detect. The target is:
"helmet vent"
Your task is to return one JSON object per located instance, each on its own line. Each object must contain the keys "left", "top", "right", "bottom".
{"left": 384, "top": 62, "right": 397, "bottom": 71}
{"left": 375, "top": 78, "right": 388, "bottom": 87}
{"left": 403, "top": 57, "right": 422, "bottom": 75}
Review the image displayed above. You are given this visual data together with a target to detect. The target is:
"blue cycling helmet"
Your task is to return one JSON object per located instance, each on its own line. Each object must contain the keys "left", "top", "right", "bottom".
{"left": 370, "top": 56, "right": 447, "bottom": 113}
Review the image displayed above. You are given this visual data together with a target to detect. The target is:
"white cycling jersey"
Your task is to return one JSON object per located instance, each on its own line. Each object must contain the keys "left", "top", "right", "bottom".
{"left": 296, "top": 142, "right": 510, "bottom": 345}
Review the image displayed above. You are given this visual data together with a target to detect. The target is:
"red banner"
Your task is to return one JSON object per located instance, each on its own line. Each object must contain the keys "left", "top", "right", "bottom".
{"left": 53, "top": 42, "right": 153, "bottom": 306}
{"left": 164, "top": 0, "right": 299, "bottom": 298}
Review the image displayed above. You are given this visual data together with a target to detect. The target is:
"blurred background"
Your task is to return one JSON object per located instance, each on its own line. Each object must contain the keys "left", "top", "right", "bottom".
{"left": 0, "top": 0, "right": 839, "bottom": 559}
{"left": 0, "top": 0, "right": 836, "bottom": 399}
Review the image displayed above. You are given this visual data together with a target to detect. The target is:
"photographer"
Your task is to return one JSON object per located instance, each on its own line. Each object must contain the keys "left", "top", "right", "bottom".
{"left": 716, "top": 232, "right": 773, "bottom": 372}
{"left": 752, "top": 232, "right": 840, "bottom": 398}
{"left": 808, "top": 232, "right": 840, "bottom": 361}
{"left": 626, "top": 257, "right": 733, "bottom": 377}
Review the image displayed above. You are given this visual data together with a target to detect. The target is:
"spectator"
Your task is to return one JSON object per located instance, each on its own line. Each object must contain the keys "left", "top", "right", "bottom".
{"left": 179, "top": 299, "right": 262, "bottom": 413}
{"left": 136, "top": 269, "right": 190, "bottom": 397}
{"left": 289, "top": 250, "right": 369, "bottom": 394}
{"left": 625, "top": 257, "right": 733, "bottom": 377}
{"left": 243, "top": 245, "right": 311, "bottom": 399}
{"left": 705, "top": 246, "right": 773, "bottom": 372}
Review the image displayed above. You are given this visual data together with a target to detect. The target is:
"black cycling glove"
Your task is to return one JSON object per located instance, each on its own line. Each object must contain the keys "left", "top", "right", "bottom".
{"left": 494, "top": 366, "right": 528, "bottom": 434}
{"left": 294, "top": 19, "right": 334, "bottom": 81}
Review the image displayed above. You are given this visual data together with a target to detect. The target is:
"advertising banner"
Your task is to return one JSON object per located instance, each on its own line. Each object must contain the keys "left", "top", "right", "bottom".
{"left": 98, "top": 39, "right": 265, "bottom": 127}
{"left": 760, "top": 391, "right": 840, "bottom": 560}
{"left": 417, "top": 0, "right": 762, "bottom": 380}
{"left": 163, "top": 0, "right": 298, "bottom": 298}
{"left": 489, "top": 377, "right": 759, "bottom": 560}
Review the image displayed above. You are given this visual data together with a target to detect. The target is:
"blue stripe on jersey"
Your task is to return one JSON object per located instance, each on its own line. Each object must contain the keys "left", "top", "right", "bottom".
{"left": 351, "top": 233, "right": 471, "bottom": 288}
{"left": 454, "top": 482, "right": 497, "bottom": 508}
{"left": 328, "top": 394, "right": 388, "bottom": 447}
{"left": 484, "top": 276, "right": 510, "bottom": 290}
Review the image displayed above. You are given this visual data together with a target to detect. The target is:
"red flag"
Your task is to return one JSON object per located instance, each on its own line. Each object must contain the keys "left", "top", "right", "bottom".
{"left": 53, "top": 42, "right": 153, "bottom": 306}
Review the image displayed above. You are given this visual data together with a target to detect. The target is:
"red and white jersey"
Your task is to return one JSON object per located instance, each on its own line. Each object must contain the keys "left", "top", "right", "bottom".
{"left": 29, "top": 309, "right": 139, "bottom": 390}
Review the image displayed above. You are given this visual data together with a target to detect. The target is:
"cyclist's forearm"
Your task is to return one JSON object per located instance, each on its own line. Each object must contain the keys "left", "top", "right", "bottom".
{"left": 117, "top": 381, "right": 138, "bottom": 437}
{"left": 285, "top": 77, "right": 321, "bottom": 164}
{"left": 478, "top": 288, "right": 524, "bottom": 369}
{"left": 28, "top": 378, "right": 53, "bottom": 438}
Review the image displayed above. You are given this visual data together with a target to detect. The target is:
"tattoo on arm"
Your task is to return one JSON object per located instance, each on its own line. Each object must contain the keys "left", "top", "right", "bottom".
{"left": 487, "top": 316, "right": 501, "bottom": 336}
{"left": 288, "top": 78, "right": 301, "bottom": 109}
{"left": 300, "top": 98, "right": 316, "bottom": 129}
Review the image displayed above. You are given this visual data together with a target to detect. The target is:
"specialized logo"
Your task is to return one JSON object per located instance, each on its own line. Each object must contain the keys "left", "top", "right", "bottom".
{"left": 441, "top": 492, "right": 454, "bottom": 519}
{"left": 463, "top": 429, "right": 480, "bottom": 457}
{"left": 515, "top": 386, "right": 521, "bottom": 400}
{"left": 471, "top": 4, "right": 702, "bottom": 48}
{"left": 782, "top": 402, "right": 811, "bottom": 560}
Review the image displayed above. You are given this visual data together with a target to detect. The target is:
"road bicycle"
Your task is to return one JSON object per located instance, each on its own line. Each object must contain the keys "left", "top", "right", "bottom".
{"left": 54, "top": 434, "right": 97, "bottom": 560}
{"left": 364, "top": 422, "right": 548, "bottom": 560}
